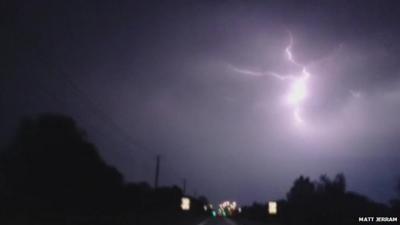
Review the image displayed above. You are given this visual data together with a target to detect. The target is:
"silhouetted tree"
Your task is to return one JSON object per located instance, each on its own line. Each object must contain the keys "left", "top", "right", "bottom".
{"left": 397, "top": 177, "right": 400, "bottom": 197}
{"left": 197, "top": 195, "right": 208, "bottom": 205}
{"left": 241, "top": 202, "right": 266, "bottom": 221}
{"left": 316, "top": 173, "right": 346, "bottom": 195}
{"left": 287, "top": 175, "right": 315, "bottom": 202}
{"left": 0, "top": 114, "right": 211, "bottom": 225}
{"left": 390, "top": 178, "right": 400, "bottom": 215}
{"left": 282, "top": 173, "right": 389, "bottom": 225}
{"left": 0, "top": 114, "right": 124, "bottom": 224}
{"left": 285, "top": 176, "right": 317, "bottom": 224}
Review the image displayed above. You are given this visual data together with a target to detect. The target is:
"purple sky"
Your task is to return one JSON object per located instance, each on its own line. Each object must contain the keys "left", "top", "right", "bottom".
{"left": 4, "top": 0, "right": 400, "bottom": 205}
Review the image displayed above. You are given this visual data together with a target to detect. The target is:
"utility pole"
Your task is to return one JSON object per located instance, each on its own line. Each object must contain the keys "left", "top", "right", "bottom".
{"left": 182, "top": 178, "right": 186, "bottom": 194}
{"left": 154, "top": 155, "right": 160, "bottom": 189}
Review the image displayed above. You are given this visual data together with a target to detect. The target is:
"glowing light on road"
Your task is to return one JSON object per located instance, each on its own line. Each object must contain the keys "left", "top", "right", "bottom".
{"left": 181, "top": 197, "right": 190, "bottom": 211}
{"left": 217, "top": 201, "right": 241, "bottom": 217}
{"left": 268, "top": 201, "right": 278, "bottom": 215}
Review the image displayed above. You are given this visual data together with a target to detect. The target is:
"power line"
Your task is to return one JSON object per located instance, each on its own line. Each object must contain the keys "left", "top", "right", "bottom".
{"left": 21, "top": 56, "right": 158, "bottom": 182}
{"left": 154, "top": 155, "right": 161, "bottom": 189}
{"left": 47, "top": 60, "right": 153, "bottom": 155}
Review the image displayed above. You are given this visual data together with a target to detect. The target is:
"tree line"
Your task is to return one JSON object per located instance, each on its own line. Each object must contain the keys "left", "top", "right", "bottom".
{"left": 240, "top": 174, "right": 400, "bottom": 225}
{"left": 1, "top": 113, "right": 399, "bottom": 225}
{"left": 0, "top": 114, "right": 207, "bottom": 225}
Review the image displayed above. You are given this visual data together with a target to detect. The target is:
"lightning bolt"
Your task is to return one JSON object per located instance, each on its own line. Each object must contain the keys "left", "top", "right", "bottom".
{"left": 228, "top": 65, "right": 294, "bottom": 81}
{"left": 229, "top": 31, "right": 311, "bottom": 124}
{"left": 285, "top": 31, "right": 311, "bottom": 124}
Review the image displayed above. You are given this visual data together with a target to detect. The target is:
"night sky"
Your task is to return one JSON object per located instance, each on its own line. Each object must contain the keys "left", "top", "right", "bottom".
{"left": 5, "top": 0, "right": 400, "bottom": 205}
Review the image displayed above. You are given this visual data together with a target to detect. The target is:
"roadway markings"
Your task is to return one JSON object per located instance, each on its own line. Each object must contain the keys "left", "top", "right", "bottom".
{"left": 196, "top": 217, "right": 240, "bottom": 225}
{"left": 197, "top": 218, "right": 210, "bottom": 225}
{"left": 224, "top": 218, "right": 239, "bottom": 225}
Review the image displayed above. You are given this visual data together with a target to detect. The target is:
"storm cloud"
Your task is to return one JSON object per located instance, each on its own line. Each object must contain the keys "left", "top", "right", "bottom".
{"left": 4, "top": 0, "right": 400, "bottom": 205}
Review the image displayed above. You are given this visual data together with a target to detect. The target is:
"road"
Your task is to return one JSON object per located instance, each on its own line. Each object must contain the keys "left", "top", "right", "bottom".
{"left": 196, "top": 218, "right": 277, "bottom": 225}
{"left": 196, "top": 218, "right": 240, "bottom": 225}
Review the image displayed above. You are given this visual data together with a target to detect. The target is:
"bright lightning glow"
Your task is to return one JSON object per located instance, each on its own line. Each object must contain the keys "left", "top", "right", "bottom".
{"left": 284, "top": 32, "right": 311, "bottom": 124}
{"left": 229, "top": 31, "right": 311, "bottom": 124}
{"left": 294, "top": 107, "right": 304, "bottom": 124}
{"left": 285, "top": 33, "right": 303, "bottom": 67}
{"left": 287, "top": 76, "right": 307, "bottom": 105}
{"left": 228, "top": 65, "right": 293, "bottom": 81}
